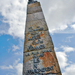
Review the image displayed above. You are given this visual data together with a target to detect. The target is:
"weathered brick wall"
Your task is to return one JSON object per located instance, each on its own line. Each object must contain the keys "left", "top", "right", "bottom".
{"left": 23, "top": 2, "right": 62, "bottom": 75}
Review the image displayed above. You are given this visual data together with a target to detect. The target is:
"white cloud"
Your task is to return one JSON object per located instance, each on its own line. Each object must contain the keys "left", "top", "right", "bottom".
{"left": 13, "top": 59, "right": 23, "bottom": 75}
{"left": 14, "top": 52, "right": 22, "bottom": 56}
{"left": 38, "top": 0, "right": 75, "bottom": 33}
{"left": 12, "top": 45, "right": 20, "bottom": 51}
{"left": 63, "top": 64, "right": 75, "bottom": 75}
{"left": 15, "top": 63, "right": 23, "bottom": 75}
{"left": 54, "top": 45, "right": 75, "bottom": 75}
{"left": 7, "top": 39, "right": 9, "bottom": 41}
{"left": 54, "top": 47, "right": 58, "bottom": 51}
{"left": 65, "top": 36, "right": 74, "bottom": 42}
{"left": 13, "top": 58, "right": 20, "bottom": 66}
{"left": 0, "top": 58, "right": 23, "bottom": 75}
{"left": 71, "top": 24, "right": 75, "bottom": 30}
{"left": 61, "top": 46, "right": 75, "bottom": 53}
{"left": 0, "top": 0, "right": 27, "bottom": 39}
{"left": 50, "top": 24, "right": 68, "bottom": 33}
{"left": 13, "top": 58, "right": 23, "bottom": 75}
{"left": 0, "top": 65, "right": 13, "bottom": 70}
{"left": 0, "top": 0, "right": 75, "bottom": 38}
{"left": 56, "top": 52, "right": 68, "bottom": 69}
{"left": 56, "top": 46, "right": 75, "bottom": 73}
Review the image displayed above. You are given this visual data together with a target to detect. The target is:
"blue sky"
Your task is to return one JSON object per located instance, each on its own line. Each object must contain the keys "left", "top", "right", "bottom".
{"left": 0, "top": 0, "right": 75, "bottom": 75}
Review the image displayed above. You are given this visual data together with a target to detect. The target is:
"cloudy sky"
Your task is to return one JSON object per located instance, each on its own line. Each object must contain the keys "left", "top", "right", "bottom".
{"left": 0, "top": 0, "right": 75, "bottom": 75}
